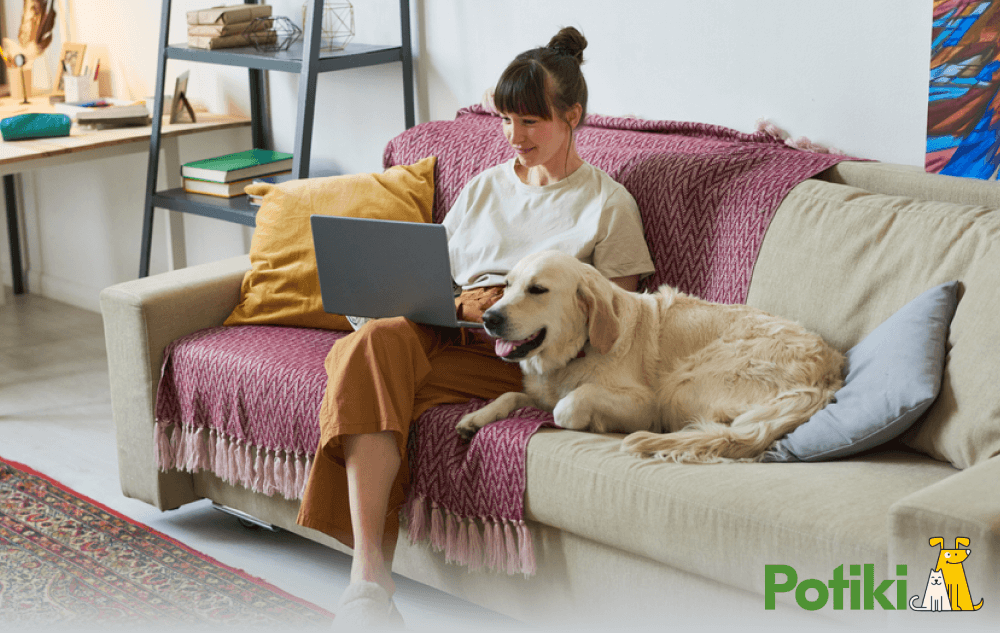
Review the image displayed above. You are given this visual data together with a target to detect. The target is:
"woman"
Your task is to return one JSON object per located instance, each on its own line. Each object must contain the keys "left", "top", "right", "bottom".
{"left": 297, "top": 27, "right": 655, "bottom": 627}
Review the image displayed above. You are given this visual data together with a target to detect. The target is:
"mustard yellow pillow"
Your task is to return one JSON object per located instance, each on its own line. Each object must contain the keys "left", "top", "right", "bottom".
{"left": 224, "top": 156, "right": 436, "bottom": 330}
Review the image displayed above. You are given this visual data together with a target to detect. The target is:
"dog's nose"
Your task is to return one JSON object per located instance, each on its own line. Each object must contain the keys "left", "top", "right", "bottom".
{"left": 482, "top": 309, "right": 504, "bottom": 332}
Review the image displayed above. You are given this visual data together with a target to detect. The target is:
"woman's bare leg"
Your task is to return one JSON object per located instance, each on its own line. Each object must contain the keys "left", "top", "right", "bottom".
{"left": 342, "top": 430, "right": 400, "bottom": 595}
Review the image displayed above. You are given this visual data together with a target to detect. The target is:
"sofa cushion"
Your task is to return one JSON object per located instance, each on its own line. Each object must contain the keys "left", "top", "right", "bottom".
{"left": 224, "top": 157, "right": 436, "bottom": 331}
{"left": 747, "top": 177, "right": 1000, "bottom": 469}
{"left": 909, "top": 243, "right": 1000, "bottom": 468}
{"left": 765, "top": 281, "right": 958, "bottom": 462}
{"left": 524, "top": 430, "right": 957, "bottom": 596}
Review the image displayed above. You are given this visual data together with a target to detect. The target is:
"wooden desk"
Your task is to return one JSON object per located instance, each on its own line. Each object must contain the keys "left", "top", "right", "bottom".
{"left": 0, "top": 97, "right": 250, "bottom": 294}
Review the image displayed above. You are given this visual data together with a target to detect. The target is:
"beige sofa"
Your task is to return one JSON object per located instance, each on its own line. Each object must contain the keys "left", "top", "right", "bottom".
{"left": 101, "top": 160, "right": 1000, "bottom": 628}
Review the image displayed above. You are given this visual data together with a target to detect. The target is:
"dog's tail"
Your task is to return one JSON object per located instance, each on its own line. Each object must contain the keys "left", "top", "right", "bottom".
{"left": 621, "top": 387, "right": 834, "bottom": 463}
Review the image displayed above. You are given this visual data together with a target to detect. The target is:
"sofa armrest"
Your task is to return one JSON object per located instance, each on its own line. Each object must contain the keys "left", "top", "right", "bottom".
{"left": 889, "top": 455, "right": 1000, "bottom": 618}
{"left": 99, "top": 255, "right": 250, "bottom": 510}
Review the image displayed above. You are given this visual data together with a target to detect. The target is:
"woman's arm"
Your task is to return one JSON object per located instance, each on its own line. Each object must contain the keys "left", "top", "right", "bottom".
{"left": 610, "top": 275, "right": 639, "bottom": 292}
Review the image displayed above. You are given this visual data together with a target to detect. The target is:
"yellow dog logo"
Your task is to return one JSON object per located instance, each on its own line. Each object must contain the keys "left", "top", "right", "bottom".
{"left": 910, "top": 537, "right": 984, "bottom": 611}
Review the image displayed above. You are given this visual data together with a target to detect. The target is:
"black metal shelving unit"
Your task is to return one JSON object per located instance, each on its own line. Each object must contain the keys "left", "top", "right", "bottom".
{"left": 139, "top": 0, "right": 415, "bottom": 277}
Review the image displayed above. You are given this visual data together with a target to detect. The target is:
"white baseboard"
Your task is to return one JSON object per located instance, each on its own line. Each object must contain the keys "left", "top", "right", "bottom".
{"left": 38, "top": 274, "right": 102, "bottom": 314}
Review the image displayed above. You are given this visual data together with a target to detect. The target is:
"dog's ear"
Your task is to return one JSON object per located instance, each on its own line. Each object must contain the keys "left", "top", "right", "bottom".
{"left": 577, "top": 273, "right": 620, "bottom": 355}
{"left": 956, "top": 537, "right": 970, "bottom": 549}
{"left": 929, "top": 537, "right": 944, "bottom": 549}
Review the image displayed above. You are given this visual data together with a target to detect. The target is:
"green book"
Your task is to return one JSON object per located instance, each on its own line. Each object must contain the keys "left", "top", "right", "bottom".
{"left": 181, "top": 149, "right": 294, "bottom": 183}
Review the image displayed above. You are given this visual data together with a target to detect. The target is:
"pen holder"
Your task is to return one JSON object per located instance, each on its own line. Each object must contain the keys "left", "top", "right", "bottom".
{"left": 65, "top": 75, "right": 99, "bottom": 103}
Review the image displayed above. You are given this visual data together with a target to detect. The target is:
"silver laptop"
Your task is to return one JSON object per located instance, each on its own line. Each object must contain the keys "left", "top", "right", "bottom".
{"left": 310, "top": 215, "right": 484, "bottom": 329}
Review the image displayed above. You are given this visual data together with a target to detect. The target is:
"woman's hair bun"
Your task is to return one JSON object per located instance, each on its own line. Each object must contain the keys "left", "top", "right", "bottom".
{"left": 547, "top": 26, "right": 587, "bottom": 64}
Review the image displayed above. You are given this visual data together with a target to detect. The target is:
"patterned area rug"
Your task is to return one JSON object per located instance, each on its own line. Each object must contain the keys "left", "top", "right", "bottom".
{"left": 0, "top": 457, "right": 333, "bottom": 628}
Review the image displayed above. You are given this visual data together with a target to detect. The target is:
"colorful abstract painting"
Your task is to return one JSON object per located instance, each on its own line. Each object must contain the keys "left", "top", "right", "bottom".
{"left": 927, "top": 0, "right": 1000, "bottom": 178}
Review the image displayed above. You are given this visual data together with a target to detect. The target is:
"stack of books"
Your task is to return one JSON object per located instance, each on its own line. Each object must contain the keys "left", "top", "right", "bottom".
{"left": 187, "top": 4, "right": 275, "bottom": 50}
{"left": 75, "top": 104, "right": 151, "bottom": 129}
{"left": 182, "top": 149, "right": 293, "bottom": 198}
{"left": 54, "top": 99, "right": 152, "bottom": 129}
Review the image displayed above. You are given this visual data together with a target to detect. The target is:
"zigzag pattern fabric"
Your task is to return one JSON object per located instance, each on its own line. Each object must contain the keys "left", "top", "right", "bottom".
{"left": 403, "top": 400, "right": 555, "bottom": 576}
{"left": 384, "top": 104, "right": 850, "bottom": 304}
{"left": 155, "top": 326, "right": 349, "bottom": 499}
{"left": 156, "top": 107, "right": 851, "bottom": 575}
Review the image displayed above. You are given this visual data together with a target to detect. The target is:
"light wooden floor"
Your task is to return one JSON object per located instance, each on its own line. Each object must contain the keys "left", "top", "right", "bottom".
{"left": 1, "top": 289, "right": 521, "bottom": 632}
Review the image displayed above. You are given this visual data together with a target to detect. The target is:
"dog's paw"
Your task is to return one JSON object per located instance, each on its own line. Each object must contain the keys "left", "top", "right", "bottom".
{"left": 456, "top": 392, "right": 534, "bottom": 441}
{"left": 455, "top": 412, "right": 486, "bottom": 441}
{"left": 553, "top": 393, "right": 594, "bottom": 431}
{"left": 456, "top": 406, "right": 508, "bottom": 442}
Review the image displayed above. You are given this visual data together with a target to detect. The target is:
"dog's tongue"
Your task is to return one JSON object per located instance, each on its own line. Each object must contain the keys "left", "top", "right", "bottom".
{"left": 495, "top": 336, "right": 532, "bottom": 358}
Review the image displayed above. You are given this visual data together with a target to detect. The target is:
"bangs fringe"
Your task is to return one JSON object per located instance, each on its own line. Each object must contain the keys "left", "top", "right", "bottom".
{"left": 494, "top": 61, "right": 552, "bottom": 119}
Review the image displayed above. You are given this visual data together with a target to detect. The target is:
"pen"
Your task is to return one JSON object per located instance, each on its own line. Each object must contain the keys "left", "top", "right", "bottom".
{"left": 93, "top": 60, "right": 100, "bottom": 81}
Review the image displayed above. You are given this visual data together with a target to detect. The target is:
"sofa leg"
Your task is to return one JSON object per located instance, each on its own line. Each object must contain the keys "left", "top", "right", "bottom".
{"left": 212, "top": 502, "right": 282, "bottom": 532}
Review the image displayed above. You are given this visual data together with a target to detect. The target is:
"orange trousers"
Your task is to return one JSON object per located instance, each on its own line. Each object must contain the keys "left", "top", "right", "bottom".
{"left": 296, "top": 308, "right": 522, "bottom": 555}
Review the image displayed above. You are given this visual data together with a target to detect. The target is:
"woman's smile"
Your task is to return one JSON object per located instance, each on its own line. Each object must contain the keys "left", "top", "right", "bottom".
{"left": 501, "top": 110, "right": 580, "bottom": 183}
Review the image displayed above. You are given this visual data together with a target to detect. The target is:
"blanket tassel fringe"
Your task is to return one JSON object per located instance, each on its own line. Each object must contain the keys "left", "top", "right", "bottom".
{"left": 156, "top": 424, "right": 537, "bottom": 575}
{"left": 155, "top": 422, "right": 310, "bottom": 501}
{"left": 403, "top": 495, "right": 536, "bottom": 577}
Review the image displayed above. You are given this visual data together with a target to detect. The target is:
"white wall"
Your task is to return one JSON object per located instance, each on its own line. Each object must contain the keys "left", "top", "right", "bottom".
{"left": 1, "top": 0, "right": 933, "bottom": 312}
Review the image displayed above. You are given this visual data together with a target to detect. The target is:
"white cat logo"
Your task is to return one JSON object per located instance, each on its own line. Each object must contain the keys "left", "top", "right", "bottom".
{"left": 910, "top": 568, "right": 950, "bottom": 611}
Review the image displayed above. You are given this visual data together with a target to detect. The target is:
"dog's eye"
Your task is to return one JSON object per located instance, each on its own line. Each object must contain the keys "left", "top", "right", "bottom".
{"left": 528, "top": 285, "right": 549, "bottom": 295}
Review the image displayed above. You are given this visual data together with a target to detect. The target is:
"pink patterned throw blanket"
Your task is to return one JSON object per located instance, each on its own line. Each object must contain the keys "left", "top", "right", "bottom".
{"left": 155, "top": 108, "right": 851, "bottom": 576}
{"left": 403, "top": 402, "right": 555, "bottom": 576}
{"left": 155, "top": 326, "right": 348, "bottom": 500}
{"left": 385, "top": 105, "right": 852, "bottom": 303}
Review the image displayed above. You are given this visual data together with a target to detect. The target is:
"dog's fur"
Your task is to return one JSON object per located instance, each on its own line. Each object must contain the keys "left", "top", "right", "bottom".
{"left": 455, "top": 250, "right": 845, "bottom": 463}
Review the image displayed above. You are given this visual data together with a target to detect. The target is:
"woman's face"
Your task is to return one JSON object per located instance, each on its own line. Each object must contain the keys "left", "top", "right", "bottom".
{"left": 500, "top": 109, "right": 574, "bottom": 174}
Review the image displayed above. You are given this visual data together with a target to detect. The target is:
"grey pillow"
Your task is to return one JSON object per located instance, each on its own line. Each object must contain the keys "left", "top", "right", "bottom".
{"left": 764, "top": 281, "right": 959, "bottom": 462}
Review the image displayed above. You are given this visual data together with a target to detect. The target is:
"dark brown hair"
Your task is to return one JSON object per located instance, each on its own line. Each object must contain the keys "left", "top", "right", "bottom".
{"left": 493, "top": 27, "right": 589, "bottom": 125}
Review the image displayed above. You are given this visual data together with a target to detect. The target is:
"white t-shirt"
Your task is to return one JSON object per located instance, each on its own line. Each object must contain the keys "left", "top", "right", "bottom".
{"left": 443, "top": 159, "right": 655, "bottom": 289}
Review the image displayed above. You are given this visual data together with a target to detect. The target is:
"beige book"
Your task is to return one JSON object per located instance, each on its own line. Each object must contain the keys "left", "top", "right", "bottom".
{"left": 187, "top": 4, "right": 272, "bottom": 26}
{"left": 187, "top": 31, "right": 276, "bottom": 50}
{"left": 188, "top": 19, "right": 273, "bottom": 37}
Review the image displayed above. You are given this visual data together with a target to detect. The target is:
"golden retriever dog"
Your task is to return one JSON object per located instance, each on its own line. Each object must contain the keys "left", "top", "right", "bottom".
{"left": 455, "top": 250, "right": 845, "bottom": 463}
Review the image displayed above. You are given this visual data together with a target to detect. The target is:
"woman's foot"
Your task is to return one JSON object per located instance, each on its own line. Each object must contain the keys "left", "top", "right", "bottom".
{"left": 333, "top": 581, "right": 405, "bottom": 630}
{"left": 351, "top": 546, "right": 396, "bottom": 597}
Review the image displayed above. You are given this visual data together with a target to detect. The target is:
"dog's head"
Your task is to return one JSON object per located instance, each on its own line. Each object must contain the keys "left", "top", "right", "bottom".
{"left": 482, "top": 250, "right": 621, "bottom": 372}
{"left": 929, "top": 537, "right": 972, "bottom": 570}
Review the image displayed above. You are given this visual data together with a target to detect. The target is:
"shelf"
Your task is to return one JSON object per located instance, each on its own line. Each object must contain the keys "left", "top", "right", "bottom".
{"left": 153, "top": 189, "right": 259, "bottom": 226}
{"left": 141, "top": 0, "right": 415, "bottom": 277}
{"left": 165, "top": 41, "right": 404, "bottom": 73}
